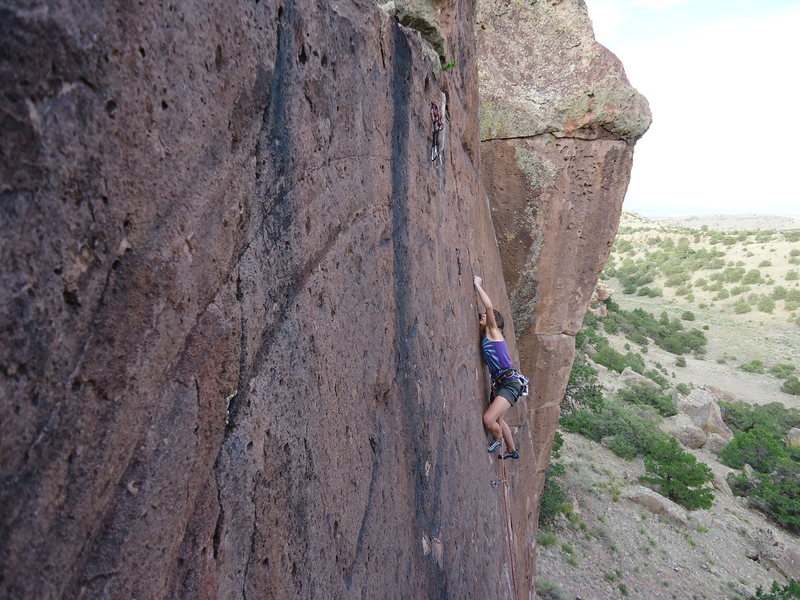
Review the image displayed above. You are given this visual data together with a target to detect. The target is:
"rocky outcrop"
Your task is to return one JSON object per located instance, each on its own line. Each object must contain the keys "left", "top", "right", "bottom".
{"left": 704, "top": 433, "right": 731, "bottom": 454}
{"left": 676, "top": 388, "right": 734, "bottom": 441}
{"left": 477, "top": 0, "right": 650, "bottom": 592}
{"left": 1, "top": 1, "right": 521, "bottom": 598}
{"left": 588, "top": 281, "right": 613, "bottom": 317}
{"left": 788, "top": 427, "right": 800, "bottom": 448}
{"left": 660, "top": 414, "right": 708, "bottom": 449}
{"left": 622, "top": 486, "right": 688, "bottom": 527}
{"left": 620, "top": 367, "right": 660, "bottom": 389}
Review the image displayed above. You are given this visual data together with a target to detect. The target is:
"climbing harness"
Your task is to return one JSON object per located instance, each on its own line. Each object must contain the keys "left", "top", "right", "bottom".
{"left": 430, "top": 101, "right": 443, "bottom": 164}
{"left": 490, "top": 368, "right": 531, "bottom": 398}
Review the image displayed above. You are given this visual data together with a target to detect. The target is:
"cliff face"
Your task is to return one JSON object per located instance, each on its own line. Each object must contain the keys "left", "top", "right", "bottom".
{"left": 477, "top": 0, "right": 652, "bottom": 590}
{"left": 1, "top": 1, "right": 521, "bottom": 598}
{"left": 1, "top": 0, "right": 646, "bottom": 598}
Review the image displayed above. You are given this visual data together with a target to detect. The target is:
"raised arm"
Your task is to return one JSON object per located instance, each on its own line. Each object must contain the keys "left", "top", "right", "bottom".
{"left": 474, "top": 276, "right": 498, "bottom": 330}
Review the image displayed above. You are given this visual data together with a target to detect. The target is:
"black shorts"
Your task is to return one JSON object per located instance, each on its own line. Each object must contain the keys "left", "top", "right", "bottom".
{"left": 493, "top": 378, "right": 523, "bottom": 406}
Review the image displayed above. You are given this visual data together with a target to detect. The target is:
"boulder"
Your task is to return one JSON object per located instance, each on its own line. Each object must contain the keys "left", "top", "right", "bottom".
{"left": 623, "top": 486, "right": 688, "bottom": 527}
{"left": 688, "top": 401, "right": 733, "bottom": 441}
{"left": 711, "top": 473, "right": 732, "bottom": 495}
{"left": 675, "top": 387, "right": 717, "bottom": 414}
{"left": 660, "top": 414, "right": 707, "bottom": 449}
{"left": 733, "top": 583, "right": 757, "bottom": 599}
{"left": 588, "top": 282, "right": 612, "bottom": 317}
{"left": 747, "top": 529, "right": 784, "bottom": 564}
{"left": 672, "top": 385, "right": 691, "bottom": 402}
{"left": 702, "top": 433, "right": 730, "bottom": 454}
{"left": 771, "top": 546, "right": 800, "bottom": 579}
{"left": 787, "top": 428, "right": 800, "bottom": 448}
{"left": 620, "top": 367, "right": 659, "bottom": 388}
{"left": 706, "top": 385, "right": 737, "bottom": 403}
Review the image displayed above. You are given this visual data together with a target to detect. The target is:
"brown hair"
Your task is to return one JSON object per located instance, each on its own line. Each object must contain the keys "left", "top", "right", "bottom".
{"left": 493, "top": 309, "right": 504, "bottom": 330}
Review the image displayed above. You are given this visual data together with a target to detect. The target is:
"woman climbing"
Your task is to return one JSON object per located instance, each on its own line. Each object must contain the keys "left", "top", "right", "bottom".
{"left": 474, "top": 275, "right": 521, "bottom": 460}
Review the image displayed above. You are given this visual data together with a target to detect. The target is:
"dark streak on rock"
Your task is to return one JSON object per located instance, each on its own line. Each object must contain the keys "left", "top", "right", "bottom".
{"left": 344, "top": 433, "right": 382, "bottom": 589}
{"left": 388, "top": 21, "right": 448, "bottom": 599}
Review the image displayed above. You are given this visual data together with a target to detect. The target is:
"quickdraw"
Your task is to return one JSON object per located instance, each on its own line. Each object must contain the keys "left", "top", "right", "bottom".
{"left": 430, "top": 101, "right": 443, "bottom": 163}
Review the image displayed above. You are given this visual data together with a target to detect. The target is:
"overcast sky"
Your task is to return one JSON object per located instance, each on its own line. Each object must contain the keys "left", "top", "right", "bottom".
{"left": 584, "top": 0, "right": 800, "bottom": 218}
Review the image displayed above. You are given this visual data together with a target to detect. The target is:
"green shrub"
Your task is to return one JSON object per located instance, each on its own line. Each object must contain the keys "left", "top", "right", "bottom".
{"left": 664, "top": 273, "right": 690, "bottom": 288}
{"left": 658, "top": 329, "right": 707, "bottom": 355}
{"left": 561, "top": 401, "right": 664, "bottom": 461}
{"left": 643, "top": 369, "right": 669, "bottom": 388}
{"left": 562, "top": 362, "right": 604, "bottom": 415}
{"left": 535, "top": 579, "right": 568, "bottom": 600}
{"left": 787, "top": 271, "right": 800, "bottom": 282}
{"left": 733, "top": 299, "right": 752, "bottom": 314}
{"left": 791, "top": 249, "right": 800, "bottom": 257}
{"left": 744, "top": 578, "right": 800, "bottom": 599}
{"left": 783, "top": 231, "right": 800, "bottom": 242}
{"left": 719, "top": 426, "right": 789, "bottom": 473}
{"left": 730, "top": 464, "right": 800, "bottom": 536}
{"left": 783, "top": 377, "right": 800, "bottom": 396}
{"left": 676, "top": 356, "right": 687, "bottom": 367}
{"left": 719, "top": 400, "right": 800, "bottom": 437}
{"left": 773, "top": 286, "right": 789, "bottom": 300}
{"left": 759, "top": 260, "right": 773, "bottom": 267}
{"left": 641, "top": 438, "right": 714, "bottom": 510}
{"left": 675, "top": 383, "right": 690, "bottom": 395}
{"left": 740, "top": 360, "right": 765, "bottom": 374}
{"left": 681, "top": 311, "right": 695, "bottom": 321}
{"left": 771, "top": 364, "right": 796, "bottom": 378}
{"left": 593, "top": 345, "right": 646, "bottom": 375}
{"left": 731, "top": 285, "right": 751, "bottom": 296}
{"left": 539, "top": 431, "right": 568, "bottom": 526}
{"left": 758, "top": 296, "right": 776, "bottom": 314}
{"left": 617, "top": 384, "right": 676, "bottom": 417}
{"left": 742, "top": 269, "right": 764, "bottom": 285}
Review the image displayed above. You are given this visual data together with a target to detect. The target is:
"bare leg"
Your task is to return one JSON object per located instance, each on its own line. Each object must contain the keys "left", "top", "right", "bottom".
{"left": 498, "top": 418, "right": 516, "bottom": 453}
{"left": 483, "top": 395, "right": 511, "bottom": 442}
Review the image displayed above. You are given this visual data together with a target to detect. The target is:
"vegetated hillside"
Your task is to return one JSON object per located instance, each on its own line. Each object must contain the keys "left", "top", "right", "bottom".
{"left": 535, "top": 216, "right": 800, "bottom": 600}
{"left": 603, "top": 212, "right": 800, "bottom": 405}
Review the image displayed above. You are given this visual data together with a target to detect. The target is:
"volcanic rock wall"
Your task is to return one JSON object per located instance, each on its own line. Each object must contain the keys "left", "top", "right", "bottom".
{"left": 1, "top": 1, "right": 526, "bottom": 598}
{"left": 1, "top": 0, "right": 647, "bottom": 598}
{"left": 477, "top": 0, "right": 652, "bottom": 589}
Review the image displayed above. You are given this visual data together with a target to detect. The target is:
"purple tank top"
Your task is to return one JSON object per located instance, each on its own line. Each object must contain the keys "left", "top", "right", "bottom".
{"left": 481, "top": 336, "right": 517, "bottom": 380}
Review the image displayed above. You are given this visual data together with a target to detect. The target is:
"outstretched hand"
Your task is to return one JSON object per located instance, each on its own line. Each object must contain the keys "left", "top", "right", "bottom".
{"left": 473, "top": 275, "right": 483, "bottom": 287}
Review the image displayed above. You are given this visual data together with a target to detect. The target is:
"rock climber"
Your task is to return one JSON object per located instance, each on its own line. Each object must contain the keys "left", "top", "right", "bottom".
{"left": 474, "top": 275, "right": 521, "bottom": 460}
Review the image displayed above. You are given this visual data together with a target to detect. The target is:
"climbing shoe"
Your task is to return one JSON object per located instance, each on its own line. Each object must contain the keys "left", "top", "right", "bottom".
{"left": 487, "top": 439, "right": 502, "bottom": 454}
{"left": 499, "top": 450, "right": 520, "bottom": 460}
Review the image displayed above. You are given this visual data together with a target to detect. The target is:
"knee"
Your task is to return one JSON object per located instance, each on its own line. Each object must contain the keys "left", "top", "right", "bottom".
{"left": 482, "top": 413, "right": 496, "bottom": 429}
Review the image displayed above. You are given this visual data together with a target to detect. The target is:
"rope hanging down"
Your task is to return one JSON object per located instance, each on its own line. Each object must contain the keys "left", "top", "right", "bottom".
{"left": 495, "top": 442, "right": 519, "bottom": 600}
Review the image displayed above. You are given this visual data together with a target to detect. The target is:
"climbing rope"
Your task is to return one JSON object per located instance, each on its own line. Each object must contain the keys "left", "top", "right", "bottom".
{"left": 498, "top": 443, "right": 519, "bottom": 600}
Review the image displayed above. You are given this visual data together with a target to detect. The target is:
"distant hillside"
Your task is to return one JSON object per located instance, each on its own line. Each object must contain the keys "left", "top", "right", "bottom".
{"left": 621, "top": 211, "right": 800, "bottom": 231}
{"left": 601, "top": 214, "right": 800, "bottom": 405}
